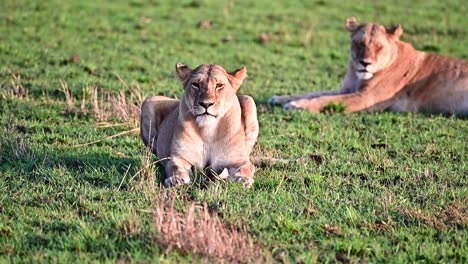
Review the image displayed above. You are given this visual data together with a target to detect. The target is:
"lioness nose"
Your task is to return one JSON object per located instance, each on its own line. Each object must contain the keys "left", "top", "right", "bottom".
{"left": 359, "top": 60, "right": 371, "bottom": 67}
{"left": 199, "top": 101, "right": 215, "bottom": 109}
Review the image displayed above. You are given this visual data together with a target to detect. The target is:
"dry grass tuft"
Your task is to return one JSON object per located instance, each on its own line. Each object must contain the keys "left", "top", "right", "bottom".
{"left": 0, "top": 116, "right": 34, "bottom": 163}
{"left": 398, "top": 201, "right": 468, "bottom": 230}
{"left": 0, "top": 132, "right": 31, "bottom": 162}
{"left": 70, "top": 85, "right": 143, "bottom": 147}
{"left": 88, "top": 87, "right": 142, "bottom": 129}
{"left": 55, "top": 75, "right": 144, "bottom": 147}
{"left": 198, "top": 20, "right": 212, "bottom": 29}
{"left": 0, "top": 74, "right": 29, "bottom": 100}
{"left": 4, "top": 75, "right": 143, "bottom": 147}
{"left": 58, "top": 75, "right": 143, "bottom": 130}
{"left": 154, "top": 198, "right": 266, "bottom": 263}
{"left": 250, "top": 151, "right": 324, "bottom": 169}
{"left": 258, "top": 33, "right": 270, "bottom": 44}
{"left": 323, "top": 224, "right": 342, "bottom": 237}
{"left": 127, "top": 146, "right": 269, "bottom": 262}
{"left": 366, "top": 219, "right": 394, "bottom": 232}
{"left": 120, "top": 218, "right": 142, "bottom": 237}
{"left": 60, "top": 79, "right": 74, "bottom": 111}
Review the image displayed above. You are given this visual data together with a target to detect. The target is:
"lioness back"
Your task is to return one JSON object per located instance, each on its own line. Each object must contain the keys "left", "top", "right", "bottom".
{"left": 387, "top": 53, "right": 468, "bottom": 114}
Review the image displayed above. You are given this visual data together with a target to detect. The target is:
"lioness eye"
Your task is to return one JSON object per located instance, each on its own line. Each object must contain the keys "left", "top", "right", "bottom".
{"left": 191, "top": 83, "right": 200, "bottom": 89}
{"left": 216, "top": 83, "right": 224, "bottom": 89}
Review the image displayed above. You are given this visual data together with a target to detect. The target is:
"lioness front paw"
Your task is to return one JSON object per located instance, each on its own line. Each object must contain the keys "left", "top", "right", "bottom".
{"left": 283, "top": 100, "right": 304, "bottom": 110}
{"left": 164, "top": 174, "right": 191, "bottom": 188}
{"left": 229, "top": 175, "right": 254, "bottom": 188}
{"left": 284, "top": 99, "right": 321, "bottom": 112}
{"left": 268, "top": 95, "right": 294, "bottom": 105}
{"left": 217, "top": 168, "right": 230, "bottom": 179}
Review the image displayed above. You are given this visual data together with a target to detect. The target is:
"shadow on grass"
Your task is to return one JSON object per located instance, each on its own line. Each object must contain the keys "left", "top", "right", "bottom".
{"left": 1, "top": 130, "right": 163, "bottom": 259}
{"left": 1, "top": 144, "right": 140, "bottom": 189}
{"left": 0, "top": 133, "right": 163, "bottom": 201}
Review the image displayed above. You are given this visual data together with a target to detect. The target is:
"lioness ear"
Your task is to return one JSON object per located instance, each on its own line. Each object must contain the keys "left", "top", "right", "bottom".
{"left": 388, "top": 24, "right": 403, "bottom": 39}
{"left": 229, "top": 66, "right": 248, "bottom": 90}
{"left": 232, "top": 66, "right": 247, "bottom": 81}
{"left": 345, "top": 17, "right": 359, "bottom": 32}
{"left": 175, "top": 62, "right": 192, "bottom": 81}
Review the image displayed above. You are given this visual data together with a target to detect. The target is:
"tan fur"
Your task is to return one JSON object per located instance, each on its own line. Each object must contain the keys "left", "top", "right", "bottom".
{"left": 269, "top": 17, "right": 468, "bottom": 115}
{"left": 140, "top": 63, "right": 259, "bottom": 188}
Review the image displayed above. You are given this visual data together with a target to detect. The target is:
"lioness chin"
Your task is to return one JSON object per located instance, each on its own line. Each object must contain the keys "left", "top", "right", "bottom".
{"left": 140, "top": 63, "right": 259, "bottom": 188}
{"left": 269, "top": 17, "right": 468, "bottom": 115}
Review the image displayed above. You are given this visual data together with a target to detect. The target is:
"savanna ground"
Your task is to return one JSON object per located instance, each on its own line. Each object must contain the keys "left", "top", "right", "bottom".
{"left": 1, "top": 0, "right": 467, "bottom": 262}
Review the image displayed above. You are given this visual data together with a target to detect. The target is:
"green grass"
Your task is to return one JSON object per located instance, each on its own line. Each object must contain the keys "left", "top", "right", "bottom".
{"left": 1, "top": 0, "right": 467, "bottom": 262}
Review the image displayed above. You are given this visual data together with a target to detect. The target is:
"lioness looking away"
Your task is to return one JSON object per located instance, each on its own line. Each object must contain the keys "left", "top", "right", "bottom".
{"left": 140, "top": 63, "right": 259, "bottom": 188}
{"left": 269, "top": 17, "right": 468, "bottom": 115}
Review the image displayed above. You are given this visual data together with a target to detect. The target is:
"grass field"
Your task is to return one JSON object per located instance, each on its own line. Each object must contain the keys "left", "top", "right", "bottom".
{"left": 1, "top": 0, "right": 467, "bottom": 262}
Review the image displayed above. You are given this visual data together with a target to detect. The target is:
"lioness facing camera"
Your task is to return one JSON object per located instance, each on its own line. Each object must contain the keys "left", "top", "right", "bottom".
{"left": 269, "top": 17, "right": 468, "bottom": 115}
{"left": 141, "top": 63, "right": 259, "bottom": 188}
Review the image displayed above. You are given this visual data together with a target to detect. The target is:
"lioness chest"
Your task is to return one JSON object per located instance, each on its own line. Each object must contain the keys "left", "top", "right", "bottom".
{"left": 158, "top": 110, "right": 248, "bottom": 173}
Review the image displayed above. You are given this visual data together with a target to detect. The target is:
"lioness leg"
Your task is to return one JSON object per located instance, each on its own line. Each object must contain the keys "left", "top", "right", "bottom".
{"left": 285, "top": 92, "right": 381, "bottom": 113}
{"left": 229, "top": 162, "right": 255, "bottom": 188}
{"left": 268, "top": 90, "right": 343, "bottom": 105}
{"left": 269, "top": 69, "right": 357, "bottom": 105}
{"left": 164, "top": 157, "right": 193, "bottom": 187}
{"left": 140, "top": 96, "right": 178, "bottom": 154}
{"left": 237, "top": 95, "right": 259, "bottom": 154}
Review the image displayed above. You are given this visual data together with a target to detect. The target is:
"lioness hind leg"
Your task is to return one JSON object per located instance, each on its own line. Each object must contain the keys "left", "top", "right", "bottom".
{"left": 229, "top": 162, "right": 255, "bottom": 188}
{"left": 140, "top": 96, "right": 178, "bottom": 154}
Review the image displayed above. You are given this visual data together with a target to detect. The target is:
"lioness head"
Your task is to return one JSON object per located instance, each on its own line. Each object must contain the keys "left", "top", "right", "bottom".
{"left": 345, "top": 17, "right": 403, "bottom": 80}
{"left": 175, "top": 63, "right": 247, "bottom": 125}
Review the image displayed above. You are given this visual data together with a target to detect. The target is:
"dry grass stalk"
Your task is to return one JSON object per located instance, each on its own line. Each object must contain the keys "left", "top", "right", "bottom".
{"left": 91, "top": 86, "right": 100, "bottom": 119}
{"left": 138, "top": 147, "right": 158, "bottom": 198}
{"left": 154, "top": 199, "right": 265, "bottom": 263}
{"left": 303, "top": 25, "right": 314, "bottom": 46}
{"left": 79, "top": 87, "right": 89, "bottom": 115}
{"left": 223, "top": 0, "right": 235, "bottom": 20}
{"left": 73, "top": 128, "right": 139, "bottom": 148}
{"left": 123, "top": 145, "right": 171, "bottom": 193}
{"left": 113, "top": 72, "right": 130, "bottom": 90}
